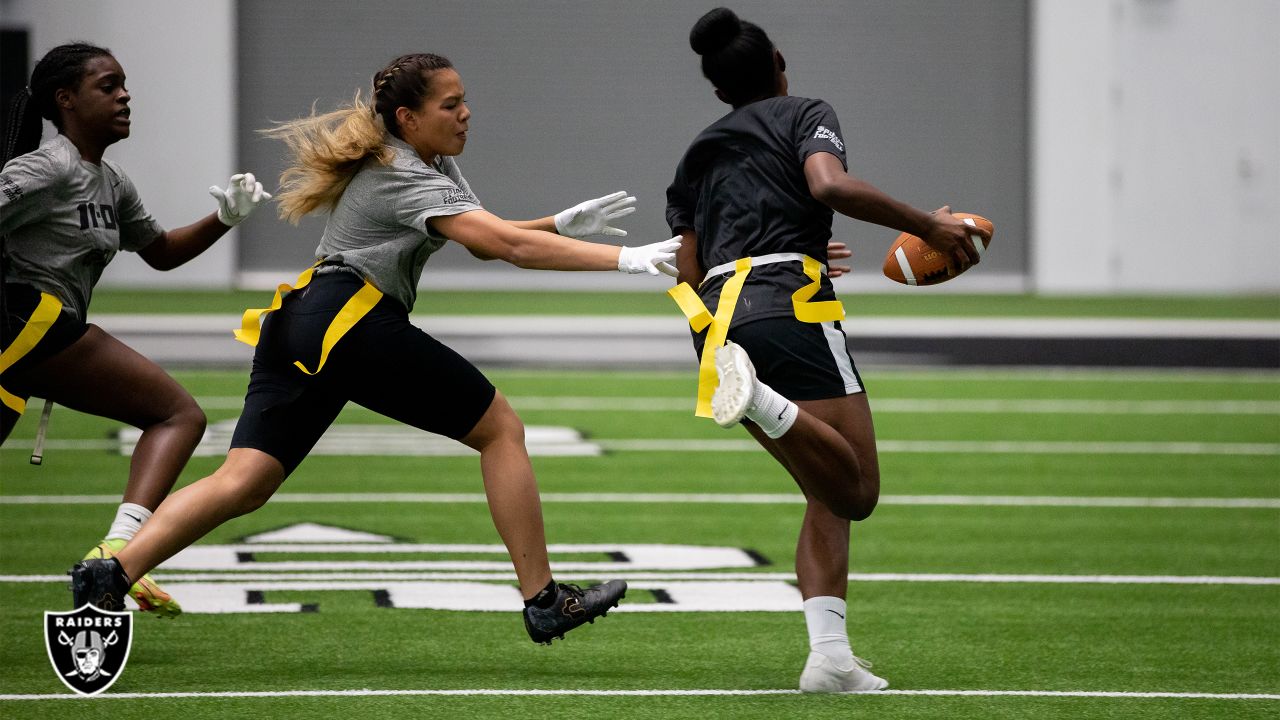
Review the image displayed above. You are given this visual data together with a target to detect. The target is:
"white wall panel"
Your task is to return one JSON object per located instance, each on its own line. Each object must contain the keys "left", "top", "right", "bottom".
{"left": 3, "top": 0, "right": 236, "bottom": 288}
{"left": 1033, "top": 0, "right": 1279, "bottom": 294}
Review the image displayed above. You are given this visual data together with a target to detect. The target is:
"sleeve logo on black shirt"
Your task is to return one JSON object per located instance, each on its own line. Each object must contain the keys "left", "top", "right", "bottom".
{"left": 814, "top": 125, "right": 844, "bottom": 153}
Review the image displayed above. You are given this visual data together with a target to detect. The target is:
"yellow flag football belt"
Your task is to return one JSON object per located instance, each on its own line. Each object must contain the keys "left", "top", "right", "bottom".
{"left": 667, "top": 253, "right": 845, "bottom": 418}
{"left": 0, "top": 292, "right": 63, "bottom": 414}
{"left": 234, "top": 263, "right": 384, "bottom": 376}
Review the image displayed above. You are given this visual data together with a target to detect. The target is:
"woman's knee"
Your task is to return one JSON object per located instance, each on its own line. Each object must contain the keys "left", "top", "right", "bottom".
{"left": 463, "top": 393, "right": 525, "bottom": 450}
{"left": 237, "top": 486, "right": 274, "bottom": 515}
{"left": 847, "top": 493, "right": 879, "bottom": 522}
{"left": 134, "top": 382, "right": 206, "bottom": 433}
{"left": 827, "top": 474, "right": 880, "bottom": 522}
{"left": 170, "top": 398, "right": 207, "bottom": 435}
{"left": 211, "top": 472, "right": 276, "bottom": 516}
{"left": 208, "top": 454, "right": 284, "bottom": 516}
{"left": 826, "top": 496, "right": 876, "bottom": 522}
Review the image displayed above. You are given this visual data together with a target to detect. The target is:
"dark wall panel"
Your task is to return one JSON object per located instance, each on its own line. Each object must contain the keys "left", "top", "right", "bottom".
{"left": 0, "top": 29, "right": 31, "bottom": 147}
{"left": 237, "top": 1, "right": 1027, "bottom": 281}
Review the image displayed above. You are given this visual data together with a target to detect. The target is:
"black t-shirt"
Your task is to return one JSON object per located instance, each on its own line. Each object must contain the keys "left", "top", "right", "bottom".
{"left": 666, "top": 95, "right": 848, "bottom": 326}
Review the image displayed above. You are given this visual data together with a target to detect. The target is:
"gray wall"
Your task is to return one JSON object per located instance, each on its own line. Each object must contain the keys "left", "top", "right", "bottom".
{"left": 236, "top": 0, "right": 1028, "bottom": 291}
{"left": 9, "top": 1, "right": 1275, "bottom": 295}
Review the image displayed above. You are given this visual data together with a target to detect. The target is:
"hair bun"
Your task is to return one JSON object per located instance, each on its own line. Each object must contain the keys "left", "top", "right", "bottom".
{"left": 689, "top": 7, "right": 742, "bottom": 56}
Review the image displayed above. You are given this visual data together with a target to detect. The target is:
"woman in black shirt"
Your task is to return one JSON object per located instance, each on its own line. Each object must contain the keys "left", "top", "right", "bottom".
{"left": 666, "top": 7, "right": 988, "bottom": 693}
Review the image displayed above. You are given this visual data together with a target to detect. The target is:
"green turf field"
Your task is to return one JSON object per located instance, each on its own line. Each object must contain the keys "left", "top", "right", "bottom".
{"left": 2, "top": 367, "right": 1278, "bottom": 718}
{"left": 86, "top": 288, "right": 1280, "bottom": 319}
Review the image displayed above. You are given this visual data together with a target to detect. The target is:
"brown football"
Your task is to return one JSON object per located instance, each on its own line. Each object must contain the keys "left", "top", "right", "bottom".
{"left": 882, "top": 213, "right": 994, "bottom": 286}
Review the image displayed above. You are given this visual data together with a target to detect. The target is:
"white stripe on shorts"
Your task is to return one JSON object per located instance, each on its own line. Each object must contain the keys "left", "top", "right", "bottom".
{"left": 821, "top": 321, "right": 862, "bottom": 394}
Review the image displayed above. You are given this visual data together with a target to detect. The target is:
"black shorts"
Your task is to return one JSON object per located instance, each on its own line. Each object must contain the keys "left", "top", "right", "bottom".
{"left": 692, "top": 316, "right": 865, "bottom": 401}
{"left": 230, "top": 271, "right": 496, "bottom": 476}
{"left": 1, "top": 283, "right": 89, "bottom": 436}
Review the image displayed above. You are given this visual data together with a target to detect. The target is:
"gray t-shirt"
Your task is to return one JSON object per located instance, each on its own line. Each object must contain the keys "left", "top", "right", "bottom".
{"left": 1, "top": 134, "right": 163, "bottom": 320}
{"left": 316, "top": 136, "right": 483, "bottom": 311}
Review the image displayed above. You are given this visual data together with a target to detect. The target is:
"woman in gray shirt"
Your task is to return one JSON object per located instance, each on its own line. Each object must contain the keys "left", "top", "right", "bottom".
{"left": 73, "top": 52, "right": 680, "bottom": 645}
{"left": 1, "top": 43, "right": 269, "bottom": 618}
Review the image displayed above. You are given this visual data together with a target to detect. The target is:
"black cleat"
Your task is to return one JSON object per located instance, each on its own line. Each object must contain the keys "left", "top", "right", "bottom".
{"left": 69, "top": 557, "right": 131, "bottom": 611}
{"left": 523, "top": 579, "right": 626, "bottom": 645}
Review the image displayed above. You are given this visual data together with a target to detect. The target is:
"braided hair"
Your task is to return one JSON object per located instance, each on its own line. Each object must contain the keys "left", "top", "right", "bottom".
{"left": 264, "top": 53, "right": 455, "bottom": 223}
{"left": 2, "top": 42, "right": 113, "bottom": 166}
{"left": 371, "top": 53, "right": 453, "bottom": 139}
{"left": 2, "top": 44, "right": 111, "bottom": 339}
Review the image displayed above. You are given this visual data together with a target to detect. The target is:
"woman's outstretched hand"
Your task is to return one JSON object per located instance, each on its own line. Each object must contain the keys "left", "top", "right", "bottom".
{"left": 618, "top": 236, "right": 682, "bottom": 277}
{"left": 209, "top": 173, "right": 272, "bottom": 227}
{"left": 555, "top": 190, "right": 638, "bottom": 238}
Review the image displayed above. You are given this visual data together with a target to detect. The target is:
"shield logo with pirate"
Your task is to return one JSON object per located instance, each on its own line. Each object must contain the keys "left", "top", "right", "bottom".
{"left": 44, "top": 604, "right": 133, "bottom": 695}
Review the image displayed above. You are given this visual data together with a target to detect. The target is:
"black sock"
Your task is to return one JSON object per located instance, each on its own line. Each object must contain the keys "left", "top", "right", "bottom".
{"left": 524, "top": 579, "right": 558, "bottom": 608}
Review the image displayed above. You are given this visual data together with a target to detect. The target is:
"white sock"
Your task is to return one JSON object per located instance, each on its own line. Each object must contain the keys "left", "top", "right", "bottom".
{"left": 105, "top": 502, "right": 152, "bottom": 542}
{"left": 744, "top": 377, "right": 798, "bottom": 439}
{"left": 803, "top": 596, "right": 854, "bottom": 663}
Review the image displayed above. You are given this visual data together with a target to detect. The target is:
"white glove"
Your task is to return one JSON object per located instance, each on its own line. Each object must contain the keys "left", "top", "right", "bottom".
{"left": 618, "top": 236, "right": 681, "bottom": 277}
{"left": 209, "top": 173, "right": 272, "bottom": 227}
{"left": 554, "top": 190, "right": 637, "bottom": 238}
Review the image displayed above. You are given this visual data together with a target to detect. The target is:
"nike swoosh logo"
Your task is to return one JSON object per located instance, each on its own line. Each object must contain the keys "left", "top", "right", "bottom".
{"left": 826, "top": 609, "right": 845, "bottom": 619}
{"left": 777, "top": 410, "right": 786, "bottom": 421}
{"left": 124, "top": 513, "right": 142, "bottom": 523}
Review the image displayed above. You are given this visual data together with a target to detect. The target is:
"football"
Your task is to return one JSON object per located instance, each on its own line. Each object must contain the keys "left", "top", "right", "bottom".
{"left": 882, "top": 213, "right": 994, "bottom": 286}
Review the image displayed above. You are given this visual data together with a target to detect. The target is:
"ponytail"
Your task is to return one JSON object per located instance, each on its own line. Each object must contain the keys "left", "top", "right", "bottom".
{"left": 261, "top": 91, "right": 392, "bottom": 224}
{"left": 3, "top": 42, "right": 114, "bottom": 167}
{"left": 264, "top": 52, "right": 454, "bottom": 223}
{"left": 2, "top": 88, "right": 42, "bottom": 166}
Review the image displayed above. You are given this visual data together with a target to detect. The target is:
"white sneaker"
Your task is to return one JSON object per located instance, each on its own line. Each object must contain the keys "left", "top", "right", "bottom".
{"left": 711, "top": 342, "right": 756, "bottom": 428}
{"left": 799, "top": 652, "right": 889, "bottom": 693}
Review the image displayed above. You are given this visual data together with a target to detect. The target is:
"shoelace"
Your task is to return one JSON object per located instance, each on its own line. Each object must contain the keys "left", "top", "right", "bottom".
{"left": 557, "top": 583, "right": 585, "bottom": 598}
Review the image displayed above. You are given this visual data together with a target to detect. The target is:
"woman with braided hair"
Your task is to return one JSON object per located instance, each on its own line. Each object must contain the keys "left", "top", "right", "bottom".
{"left": 73, "top": 52, "right": 680, "bottom": 644}
{"left": 1, "top": 43, "right": 270, "bottom": 617}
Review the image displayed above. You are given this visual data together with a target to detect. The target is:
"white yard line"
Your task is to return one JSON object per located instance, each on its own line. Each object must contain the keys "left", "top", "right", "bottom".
{"left": 0, "top": 439, "right": 118, "bottom": 451}
{"left": 186, "top": 395, "right": 1280, "bottom": 414}
{"left": 598, "top": 439, "right": 1280, "bottom": 455}
{"left": 0, "top": 687, "right": 1275, "bottom": 701}
{"left": 509, "top": 397, "right": 1280, "bottom": 415}
{"left": 7, "top": 438, "right": 1277, "bottom": 455}
{"left": 494, "top": 367, "right": 1280, "bottom": 383}
{"left": 4, "top": 572, "right": 1277, "bottom": 585}
{"left": 865, "top": 368, "right": 1280, "bottom": 383}
{"left": 866, "top": 399, "right": 1280, "bottom": 414}
{"left": 3, "top": 493, "right": 1276, "bottom": 509}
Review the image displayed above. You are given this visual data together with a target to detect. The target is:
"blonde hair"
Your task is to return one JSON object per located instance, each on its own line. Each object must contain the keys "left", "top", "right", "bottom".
{"left": 261, "top": 91, "right": 392, "bottom": 224}
{"left": 263, "top": 53, "right": 454, "bottom": 224}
